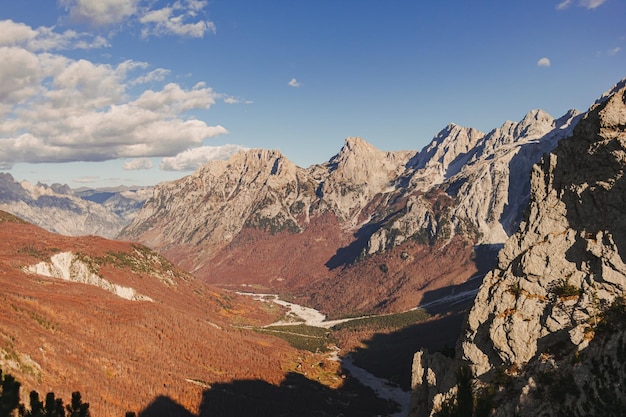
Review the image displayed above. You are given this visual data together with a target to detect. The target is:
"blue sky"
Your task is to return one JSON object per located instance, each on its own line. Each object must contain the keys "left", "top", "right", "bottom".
{"left": 1, "top": 0, "right": 624, "bottom": 188}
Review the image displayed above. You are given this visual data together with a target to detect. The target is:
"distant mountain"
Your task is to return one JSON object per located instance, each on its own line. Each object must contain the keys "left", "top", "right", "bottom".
{"left": 0, "top": 175, "right": 149, "bottom": 237}
{"left": 120, "top": 105, "right": 581, "bottom": 318}
{"left": 410, "top": 81, "right": 626, "bottom": 416}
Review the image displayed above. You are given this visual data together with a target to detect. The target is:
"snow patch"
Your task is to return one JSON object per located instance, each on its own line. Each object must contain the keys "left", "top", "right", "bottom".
{"left": 26, "top": 252, "right": 152, "bottom": 302}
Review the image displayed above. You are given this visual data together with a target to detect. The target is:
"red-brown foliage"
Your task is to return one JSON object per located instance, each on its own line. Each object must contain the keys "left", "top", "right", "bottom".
{"left": 0, "top": 212, "right": 309, "bottom": 416}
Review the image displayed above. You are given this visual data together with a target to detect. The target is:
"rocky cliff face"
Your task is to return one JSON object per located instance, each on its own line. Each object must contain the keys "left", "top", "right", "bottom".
{"left": 120, "top": 105, "right": 582, "bottom": 316}
{"left": 0, "top": 174, "right": 148, "bottom": 238}
{"left": 410, "top": 80, "right": 626, "bottom": 416}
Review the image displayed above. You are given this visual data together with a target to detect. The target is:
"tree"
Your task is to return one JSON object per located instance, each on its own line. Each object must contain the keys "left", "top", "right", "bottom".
{"left": 0, "top": 369, "right": 21, "bottom": 417}
{"left": 43, "top": 393, "right": 64, "bottom": 417}
{"left": 65, "top": 392, "right": 89, "bottom": 417}
{"left": 0, "top": 368, "right": 91, "bottom": 417}
{"left": 456, "top": 365, "right": 474, "bottom": 417}
{"left": 24, "top": 391, "right": 44, "bottom": 417}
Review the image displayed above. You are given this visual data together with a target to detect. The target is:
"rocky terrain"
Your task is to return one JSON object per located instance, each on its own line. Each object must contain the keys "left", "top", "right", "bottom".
{"left": 410, "top": 80, "right": 626, "bottom": 416}
{"left": 0, "top": 174, "right": 149, "bottom": 238}
{"left": 120, "top": 106, "right": 580, "bottom": 318}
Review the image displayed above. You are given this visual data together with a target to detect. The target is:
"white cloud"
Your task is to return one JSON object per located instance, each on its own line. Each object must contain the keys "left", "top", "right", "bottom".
{"left": 131, "top": 68, "right": 171, "bottom": 85}
{"left": 288, "top": 78, "right": 302, "bottom": 88}
{"left": 556, "top": 0, "right": 573, "bottom": 9}
{"left": 222, "top": 95, "right": 253, "bottom": 105}
{"left": 59, "top": 0, "right": 216, "bottom": 39}
{"left": 60, "top": 0, "right": 140, "bottom": 27}
{"left": 0, "top": 23, "right": 228, "bottom": 168}
{"left": 608, "top": 47, "right": 621, "bottom": 56}
{"left": 0, "top": 19, "right": 109, "bottom": 51}
{"left": 139, "top": 1, "right": 216, "bottom": 38}
{"left": 160, "top": 144, "right": 248, "bottom": 171}
{"left": 123, "top": 158, "right": 153, "bottom": 170}
{"left": 579, "top": 0, "right": 607, "bottom": 9}
{"left": 556, "top": 0, "right": 607, "bottom": 9}
{"left": 537, "top": 57, "right": 551, "bottom": 67}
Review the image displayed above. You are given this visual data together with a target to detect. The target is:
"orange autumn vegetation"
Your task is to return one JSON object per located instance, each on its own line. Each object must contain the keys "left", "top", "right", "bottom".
{"left": 0, "top": 211, "right": 328, "bottom": 416}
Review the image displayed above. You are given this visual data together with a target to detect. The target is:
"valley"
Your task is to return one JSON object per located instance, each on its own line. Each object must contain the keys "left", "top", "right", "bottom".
{"left": 1, "top": 78, "right": 625, "bottom": 417}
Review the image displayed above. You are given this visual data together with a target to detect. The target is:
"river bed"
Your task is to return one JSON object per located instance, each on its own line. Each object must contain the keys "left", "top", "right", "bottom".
{"left": 238, "top": 292, "right": 410, "bottom": 416}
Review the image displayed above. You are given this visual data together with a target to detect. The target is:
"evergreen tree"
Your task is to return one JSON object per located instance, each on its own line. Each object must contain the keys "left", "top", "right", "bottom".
{"left": 65, "top": 392, "right": 89, "bottom": 417}
{"left": 0, "top": 369, "right": 22, "bottom": 417}
{"left": 43, "top": 393, "right": 64, "bottom": 417}
{"left": 456, "top": 365, "right": 474, "bottom": 417}
{"left": 24, "top": 391, "right": 44, "bottom": 417}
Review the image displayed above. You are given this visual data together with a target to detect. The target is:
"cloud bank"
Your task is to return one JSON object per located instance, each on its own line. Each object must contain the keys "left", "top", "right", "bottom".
{"left": 60, "top": 0, "right": 216, "bottom": 38}
{"left": 123, "top": 158, "right": 153, "bottom": 170}
{"left": 0, "top": 20, "right": 228, "bottom": 168}
{"left": 160, "top": 144, "right": 249, "bottom": 171}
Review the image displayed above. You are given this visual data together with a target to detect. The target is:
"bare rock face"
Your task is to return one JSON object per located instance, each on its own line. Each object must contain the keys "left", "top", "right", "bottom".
{"left": 315, "top": 136, "right": 412, "bottom": 226}
{"left": 410, "top": 81, "right": 626, "bottom": 416}
{"left": 364, "top": 109, "right": 581, "bottom": 256}
{"left": 120, "top": 149, "right": 313, "bottom": 270}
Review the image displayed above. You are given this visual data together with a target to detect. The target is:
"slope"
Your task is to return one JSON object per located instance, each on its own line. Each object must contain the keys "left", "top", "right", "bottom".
{"left": 0, "top": 211, "right": 318, "bottom": 416}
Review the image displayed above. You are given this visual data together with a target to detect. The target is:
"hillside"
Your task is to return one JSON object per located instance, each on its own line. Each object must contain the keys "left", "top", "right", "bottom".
{"left": 120, "top": 108, "right": 580, "bottom": 318}
{"left": 410, "top": 80, "right": 626, "bottom": 416}
{"left": 0, "top": 211, "right": 395, "bottom": 416}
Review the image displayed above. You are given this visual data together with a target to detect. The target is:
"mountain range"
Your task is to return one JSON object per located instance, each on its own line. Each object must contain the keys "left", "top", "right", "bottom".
{"left": 2, "top": 76, "right": 626, "bottom": 416}
{"left": 118, "top": 106, "right": 581, "bottom": 318}
{"left": 0, "top": 176, "right": 149, "bottom": 238}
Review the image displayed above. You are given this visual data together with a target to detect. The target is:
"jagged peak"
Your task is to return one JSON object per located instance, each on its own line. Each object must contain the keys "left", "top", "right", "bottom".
{"left": 429, "top": 123, "right": 484, "bottom": 148}
{"left": 576, "top": 82, "right": 626, "bottom": 139}
{"left": 326, "top": 137, "right": 389, "bottom": 170}
{"left": 554, "top": 109, "right": 582, "bottom": 130}
{"left": 235, "top": 147, "right": 286, "bottom": 161}
{"left": 199, "top": 147, "right": 287, "bottom": 170}
{"left": 336, "top": 136, "right": 380, "bottom": 157}
{"left": 409, "top": 123, "right": 485, "bottom": 172}
{"left": 520, "top": 108, "right": 553, "bottom": 124}
{"left": 594, "top": 77, "right": 626, "bottom": 106}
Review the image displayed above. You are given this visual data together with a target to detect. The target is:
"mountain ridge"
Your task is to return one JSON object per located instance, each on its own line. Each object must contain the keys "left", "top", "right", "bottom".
{"left": 409, "top": 79, "right": 626, "bottom": 416}
{"left": 120, "top": 104, "right": 582, "bottom": 318}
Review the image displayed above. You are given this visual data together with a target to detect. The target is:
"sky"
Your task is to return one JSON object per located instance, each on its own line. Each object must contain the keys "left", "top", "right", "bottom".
{"left": 0, "top": 0, "right": 625, "bottom": 188}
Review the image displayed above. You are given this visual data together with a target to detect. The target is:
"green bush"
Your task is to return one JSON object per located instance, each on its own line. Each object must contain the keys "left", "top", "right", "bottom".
{"left": 550, "top": 278, "right": 581, "bottom": 299}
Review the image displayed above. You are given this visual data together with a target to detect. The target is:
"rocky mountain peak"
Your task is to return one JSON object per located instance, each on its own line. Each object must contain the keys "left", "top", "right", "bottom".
{"left": 328, "top": 136, "right": 405, "bottom": 174}
{"left": 480, "top": 109, "right": 555, "bottom": 153}
{"left": 319, "top": 137, "right": 412, "bottom": 222}
{"left": 512, "top": 108, "right": 555, "bottom": 139}
{"left": 410, "top": 83, "right": 626, "bottom": 417}
{"left": 411, "top": 123, "right": 485, "bottom": 175}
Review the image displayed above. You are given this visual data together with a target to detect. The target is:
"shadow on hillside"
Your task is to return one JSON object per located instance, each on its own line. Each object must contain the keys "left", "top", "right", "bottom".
{"left": 139, "top": 372, "right": 396, "bottom": 417}
{"left": 418, "top": 243, "right": 500, "bottom": 316}
{"left": 140, "top": 396, "right": 195, "bottom": 417}
{"left": 348, "top": 311, "right": 468, "bottom": 391}
{"left": 325, "top": 220, "right": 384, "bottom": 270}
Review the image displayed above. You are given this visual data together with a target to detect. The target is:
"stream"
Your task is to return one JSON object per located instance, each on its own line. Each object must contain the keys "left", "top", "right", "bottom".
{"left": 238, "top": 292, "right": 410, "bottom": 416}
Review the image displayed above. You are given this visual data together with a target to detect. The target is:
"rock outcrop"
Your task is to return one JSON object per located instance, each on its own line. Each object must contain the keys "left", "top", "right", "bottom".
{"left": 410, "top": 80, "right": 626, "bottom": 416}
